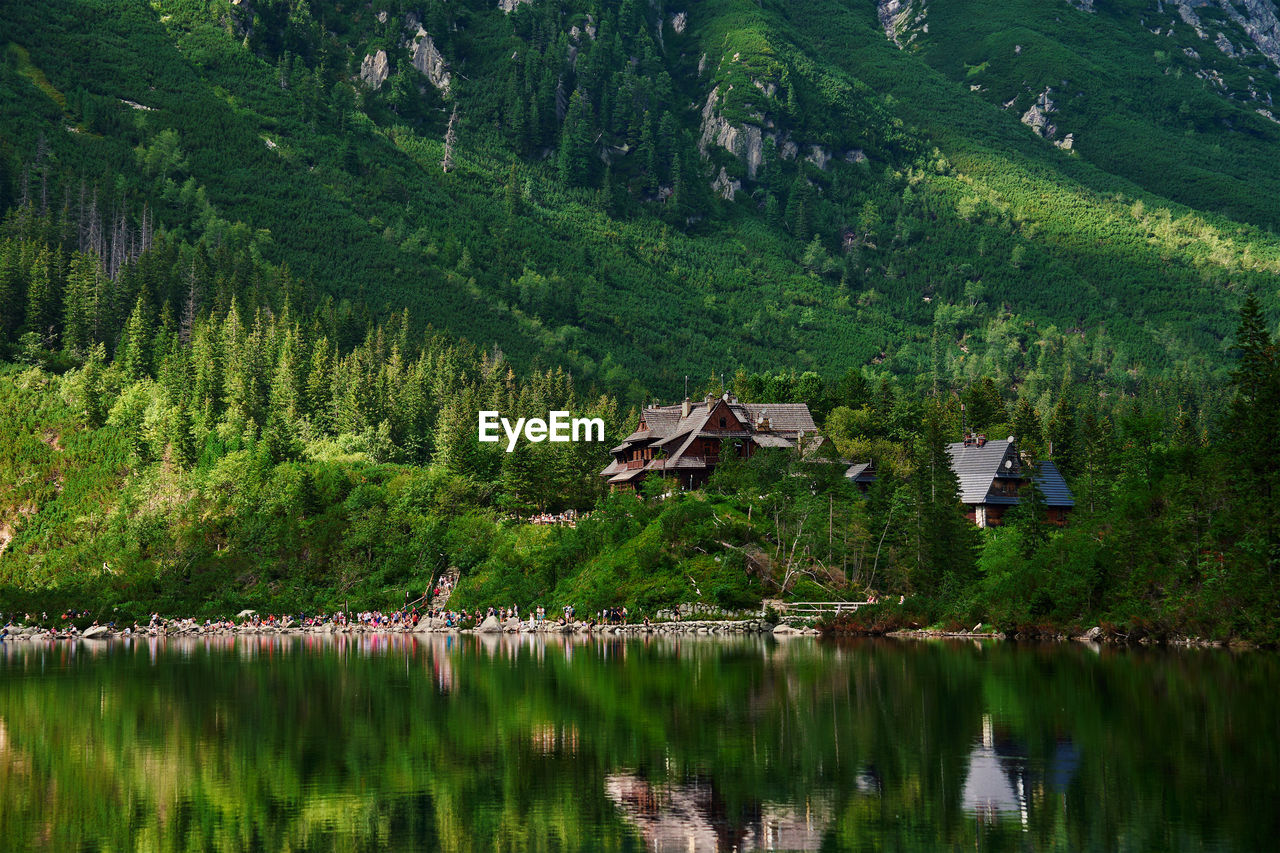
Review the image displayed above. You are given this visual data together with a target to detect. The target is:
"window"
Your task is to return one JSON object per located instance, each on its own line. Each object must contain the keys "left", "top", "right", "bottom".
{"left": 719, "top": 417, "right": 727, "bottom": 428}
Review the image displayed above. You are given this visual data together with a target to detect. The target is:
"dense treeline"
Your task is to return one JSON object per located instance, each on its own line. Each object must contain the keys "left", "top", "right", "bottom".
{"left": 2, "top": 199, "right": 1277, "bottom": 641}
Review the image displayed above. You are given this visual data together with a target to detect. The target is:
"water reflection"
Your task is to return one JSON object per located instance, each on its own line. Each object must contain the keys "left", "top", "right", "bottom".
{"left": 607, "top": 772, "right": 828, "bottom": 851}
{"left": 0, "top": 635, "right": 1275, "bottom": 852}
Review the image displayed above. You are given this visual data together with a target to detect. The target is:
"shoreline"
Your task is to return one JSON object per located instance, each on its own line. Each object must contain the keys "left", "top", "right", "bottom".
{"left": 2, "top": 620, "right": 1255, "bottom": 649}
{"left": 838, "top": 627, "right": 1251, "bottom": 649}
{"left": 1, "top": 617, "right": 820, "bottom": 643}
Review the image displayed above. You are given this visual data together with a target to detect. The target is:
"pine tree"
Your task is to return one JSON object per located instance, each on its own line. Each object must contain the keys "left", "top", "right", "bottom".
{"left": 638, "top": 110, "right": 658, "bottom": 192}
{"left": 166, "top": 401, "right": 199, "bottom": 469}
{"left": 191, "top": 320, "right": 223, "bottom": 420}
{"left": 1046, "top": 396, "right": 1077, "bottom": 476}
{"left": 1011, "top": 399, "right": 1043, "bottom": 458}
{"left": 963, "top": 377, "right": 1006, "bottom": 433}
{"left": 61, "top": 251, "right": 99, "bottom": 357}
{"left": 785, "top": 177, "right": 812, "bottom": 242}
{"left": 911, "top": 401, "right": 979, "bottom": 592}
{"left": 81, "top": 343, "right": 107, "bottom": 428}
{"left": 24, "top": 245, "right": 58, "bottom": 346}
{"left": 305, "top": 336, "right": 334, "bottom": 428}
{"left": 557, "top": 90, "right": 596, "bottom": 187}
{"left": 1226, "top": 295, "right": 1280, "bottom": 535}
{"left": 261, "top": 410, "right": 300, "bottom": 464}
{"left": 0, "top": 240, "right": 25, "bottom": 345}
{"left": 118, "top": 295, "right": 152, "bottom": 381}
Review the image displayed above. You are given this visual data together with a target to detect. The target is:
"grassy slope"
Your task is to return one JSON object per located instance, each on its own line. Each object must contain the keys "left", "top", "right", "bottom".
{"left": 775, "top": 1, "right": 1280, "bottom": 360}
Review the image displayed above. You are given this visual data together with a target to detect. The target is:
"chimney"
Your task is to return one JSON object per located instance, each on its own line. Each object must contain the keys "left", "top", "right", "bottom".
{"left": 681, "top": 398, "right": 691, "bottom": 417}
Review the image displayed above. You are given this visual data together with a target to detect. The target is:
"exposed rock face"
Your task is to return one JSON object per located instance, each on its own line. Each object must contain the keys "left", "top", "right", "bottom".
{"left": 878, "top": 0, "right": 928, "bottom": 48}
{"left": 1174, "top": 0, "right": 1210, "bottom": 39}
{"left": 359, "top": 50, "right": 390, "bottom": 90}
{"left": 698, "top": 88, "right": 764, "bottom": 179}
{"left": 497, "top": 0, "right": 532, "bottom": 12}
{"left": 1170, "top": 1, "right": 1280, "bottom": 68}
{"left": 1219, "top": 0, "right": 1280, "bottom": 68}
{"left": 409, "top": 28, "right": 451, "bottom": 91}
{"left": 1068, "top": 0, "right": 1096, "bottom": 11}
{"left": 1020, "top": 87, "right": 1057, "bottom": 137}
{"left": 711, "top": 167, "right": 741, "bottom": 200}
{"left": 805, "top": 145, "right": 832, "bottom": 170}
{"left": 670, "top": 11, "right": 688, "bottom": 34}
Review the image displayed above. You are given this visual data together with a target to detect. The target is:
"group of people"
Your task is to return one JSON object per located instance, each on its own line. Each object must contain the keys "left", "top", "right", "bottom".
{"left": 3, "top": 598, "right": 643, "bottom": 639}
{"left": 524, "top": 510, "right": 586, "bottom": 527}
{"left": 431, "top": 576, "right": 455, "bottom": 603}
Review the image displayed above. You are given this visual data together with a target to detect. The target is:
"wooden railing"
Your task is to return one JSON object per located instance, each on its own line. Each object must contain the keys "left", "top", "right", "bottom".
{"left": 766, "top": 601, "right": 872, "bottom": 616}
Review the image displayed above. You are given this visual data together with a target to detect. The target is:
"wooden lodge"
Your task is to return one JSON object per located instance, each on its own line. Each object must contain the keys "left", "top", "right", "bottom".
{"left": 946, "top": 434, "right": 1074, "bottom": 527}
{"left": 600, "top": 394, "right": 818, "bottom": 491}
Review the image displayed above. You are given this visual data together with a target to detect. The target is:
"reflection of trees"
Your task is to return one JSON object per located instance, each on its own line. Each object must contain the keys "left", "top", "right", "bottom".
{"left": 0, "top": 637, "right": 1276, "bottom": 852}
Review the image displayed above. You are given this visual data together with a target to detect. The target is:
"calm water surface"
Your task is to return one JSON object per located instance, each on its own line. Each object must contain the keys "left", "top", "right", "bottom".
{"left": 0, "top": 634, "right": 1275, "bottom": 852}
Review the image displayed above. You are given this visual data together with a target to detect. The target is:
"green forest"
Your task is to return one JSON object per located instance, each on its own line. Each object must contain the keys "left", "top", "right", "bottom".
{"left": 1, "top": 0, "right": 1279, "bottom": 641}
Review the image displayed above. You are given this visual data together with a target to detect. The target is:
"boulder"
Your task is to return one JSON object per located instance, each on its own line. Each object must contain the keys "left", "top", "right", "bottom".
{"left": 408, "top": 28, "right": 451, "bottom": 91}
{"left": 1084, "top": 626, "right": 1104, "bottom": 641}
{"left": 81, "top": 625, "right": 110, "bottom": 639}
{"left": 359, "top": 50, "right": 390, "bottom": 90}
{"left": 478, "top": 615, "right": 502, "bottom": 634}
{"left": 773, "top": 624, "right": 798, "bottom": 635}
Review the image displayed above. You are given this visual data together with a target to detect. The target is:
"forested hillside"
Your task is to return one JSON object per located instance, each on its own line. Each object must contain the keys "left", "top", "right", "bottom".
{"left": 2, "top": 0, "right": 1279, "bottom": 639}
{"left": 3, "top": 0, "right": 1278, "bottom": 398}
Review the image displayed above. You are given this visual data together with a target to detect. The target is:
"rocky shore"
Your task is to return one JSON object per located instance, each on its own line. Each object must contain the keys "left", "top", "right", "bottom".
{"left": 1, "top": 616, "right": 821, "bottom": 642}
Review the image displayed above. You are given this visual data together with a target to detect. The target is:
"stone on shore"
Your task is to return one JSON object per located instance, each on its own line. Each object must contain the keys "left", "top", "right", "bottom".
{"left": 82, "top": 625, "right": 110, "bottom": 639}
{"left": 478, "top": 615, "right": 502, "bottom": 633}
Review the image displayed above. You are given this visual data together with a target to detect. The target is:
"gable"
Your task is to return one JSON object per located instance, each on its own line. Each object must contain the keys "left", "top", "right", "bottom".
{"left": 705, "top": 399, "right": 746, "bottom": 432}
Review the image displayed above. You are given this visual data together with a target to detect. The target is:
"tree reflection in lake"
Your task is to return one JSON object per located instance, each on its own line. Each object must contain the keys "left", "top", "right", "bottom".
{"left": 0, "top": 635, "right": 1276, "bottom": 852}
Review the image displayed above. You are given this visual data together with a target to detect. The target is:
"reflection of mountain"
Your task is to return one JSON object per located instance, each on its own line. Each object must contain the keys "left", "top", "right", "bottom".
{"left": 961, "top": 714, "right": 1080, "bottom": 825}
{"left": 606, "top": 772, "right": 828, "bottom": 852}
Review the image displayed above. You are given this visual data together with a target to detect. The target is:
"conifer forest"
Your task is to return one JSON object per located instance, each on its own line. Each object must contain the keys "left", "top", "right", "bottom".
{"left": 2, "top": 0, "right": 1280, "bottom": 642}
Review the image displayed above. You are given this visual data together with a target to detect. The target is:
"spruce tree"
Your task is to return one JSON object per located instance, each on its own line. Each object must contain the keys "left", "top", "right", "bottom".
{"left": 911, "top": 401, "right": 979, "bottom": 594}
{"left": 1226, "top": 295, "right": 1280, "bottom": 539}
{"left": 62, "top": 251, "right": 99, "bottom": 357}
{"left": 1011, "top": 399, "right": 1043, "bottom": 458}
{"left": 1046, "top": 396, "right": 1077, "bottom": 476}
{"left": 0, "top": 240, "right": 24, "bottom": 344}
{"left": 167, "top": 401, "right": 199, "bottom": 469}
{"left": 557, "top": 90, "right": 595, "bottom": 187}
{"left": 118, "top": 295, "right": 152, "bottom": 381}
{"left": 24, "top": 245, "right": 58, "bottom": 346}
{"left": 81, "top": 343, "right": 107, "bottom": 428}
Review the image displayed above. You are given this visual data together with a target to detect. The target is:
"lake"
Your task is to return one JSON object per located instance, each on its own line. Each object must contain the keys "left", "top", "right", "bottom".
{"left": 0, "top": 634, "right": 1275, "bottom": 852}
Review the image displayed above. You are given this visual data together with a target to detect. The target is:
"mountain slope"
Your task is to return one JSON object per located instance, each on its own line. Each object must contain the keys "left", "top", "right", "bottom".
{"left": 1, "top": 0, "right": 1277, "bottom": 402}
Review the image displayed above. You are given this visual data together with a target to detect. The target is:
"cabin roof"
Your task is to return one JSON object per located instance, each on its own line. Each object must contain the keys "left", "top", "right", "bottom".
{"left": 944, "top": 438, "right": 1074, "bottom": 507}
{"left": 946, "top": 438, "right": 1019, "bottom": 504}
{"left": 1033, "top": 460, "right": 1075, "bottom": 507}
